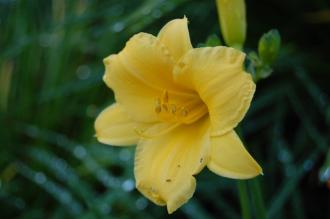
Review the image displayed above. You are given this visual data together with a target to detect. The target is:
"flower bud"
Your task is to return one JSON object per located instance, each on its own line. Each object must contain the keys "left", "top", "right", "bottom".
{"left": 216, "top": 0, "right": 246, "bottom": 49}
{"left": 258, "top": 29, "right": 281, "bottom": 65}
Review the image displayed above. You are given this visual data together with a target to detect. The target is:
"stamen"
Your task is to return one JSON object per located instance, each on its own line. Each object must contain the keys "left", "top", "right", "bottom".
{"left": 154, "top": 89, "right": 207, "bottom": 124}
{"left": 170, "top": 104, "right": 176, "bottom": 114}
{"left": 180, "top": 107, "right": 188, "bottom": 117}
{"left": 155, "top": 98, "right": 162, "bottom": 114}
{"left": 162, "top": 90, "right": 169, "bottom": 103}
{"left": 162, "top": 103, "right": 168, "bottom": 112}
{"left": 155, "top": 106, "right": 162, "bottom": 114}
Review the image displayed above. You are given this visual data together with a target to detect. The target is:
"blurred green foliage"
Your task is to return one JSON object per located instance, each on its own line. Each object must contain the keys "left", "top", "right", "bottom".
{"left": 0, "top": 0, "right": 330, "bottom": 218}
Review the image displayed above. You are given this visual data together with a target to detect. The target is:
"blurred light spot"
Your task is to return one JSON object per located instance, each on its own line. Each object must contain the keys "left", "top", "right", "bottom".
{"left": 60, "top": 192, "right": 72, "bottom": 203}
{"left": 86, "top": 105, "right": 97, "bottom": 118}
{"left": 76, "top": 65, "right": 91, "bottom": 80}
{"left": 74, "top": 145, "right": 86, "bottom": 159}
{"left": 152, "top": 9, "right": 162, "bottom": 18}
{"left": 113, "top": 22, "right": 125, "bottom": 32}
{"left": 119, "top": 149, "right": 131, "bottom": 161}
{"left": 320, "top": 167, "right": 330, "bottom": 182}
{"left": 122, "top": 179, "right": 135, "bottom": 192}
{"left": 303, "top": 159, "right": 314, "bottom": 171}
{"left": 135, "top": 197, "right": 148, "bottom": 210}
{"left": 53, "top": 158, "right": 68, "bottom": 179}
{"left": 34, "top": 172, "right": 46, "bottom": 184}
{"left": 278, "top": 149, "right": 290, "bottom": 163}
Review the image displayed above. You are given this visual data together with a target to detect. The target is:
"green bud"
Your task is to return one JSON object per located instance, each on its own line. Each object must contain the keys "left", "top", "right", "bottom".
{"left": 258, "top": 29, "right": 281, "bottom": 65}
{"left": 247, "top": 51, "right": 273, "bottom": 82}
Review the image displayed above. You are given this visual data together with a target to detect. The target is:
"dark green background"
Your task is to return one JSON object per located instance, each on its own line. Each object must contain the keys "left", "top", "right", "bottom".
{"left": 0, "top": 0, "right": 329, "bottom": 218}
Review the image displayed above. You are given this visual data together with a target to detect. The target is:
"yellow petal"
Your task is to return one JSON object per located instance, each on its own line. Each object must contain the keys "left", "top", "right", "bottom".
{"left": 95, "top": 104, "right": 151, "bottom": 146}
{"left": 134, "top": 117, "right": 210, "bottom": 213}
{"left": 173, "top": 46, "right": 255, "bottom": 135}
{"left": 104, "top": 33, "right": 194, "bottom": 123}
{"left": 158, "top": 17, "right": 193, "bottom": 61}
{"left": 207, "top": 131, "right": 262, "bottom": 179}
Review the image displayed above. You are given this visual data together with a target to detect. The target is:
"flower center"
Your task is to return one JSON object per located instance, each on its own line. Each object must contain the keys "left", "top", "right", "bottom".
{"left": 154, "top": 90, "right": 207, "bottom": 124}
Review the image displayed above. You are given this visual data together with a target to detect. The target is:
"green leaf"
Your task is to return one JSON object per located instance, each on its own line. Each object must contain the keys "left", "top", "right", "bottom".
{"left": 205, "top": 34, "right": 222, "bottom": 46}
{"left": 258, "top": 29, "right": 281, "bottom": 65}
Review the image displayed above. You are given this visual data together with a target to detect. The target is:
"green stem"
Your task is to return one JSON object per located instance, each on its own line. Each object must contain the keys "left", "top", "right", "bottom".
{"left": 249, "top": 178, "right": 267, "bottom": 219}
{"left": 237, "top": 180, "right": 251, "bottom": 219}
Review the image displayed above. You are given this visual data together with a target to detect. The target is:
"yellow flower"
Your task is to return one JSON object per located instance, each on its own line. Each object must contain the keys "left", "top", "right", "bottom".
{"left": 95, "top": 17, "right": 262, "bottom": 213}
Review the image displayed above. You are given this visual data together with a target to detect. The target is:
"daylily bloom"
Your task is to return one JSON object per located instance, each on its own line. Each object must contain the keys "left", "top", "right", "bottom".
{"left": 95, "top": 17, "right": 262, "bottom": 213}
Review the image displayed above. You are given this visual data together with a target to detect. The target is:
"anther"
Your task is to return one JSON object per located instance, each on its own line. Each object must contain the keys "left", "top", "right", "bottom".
{"left": 170, "top": 104, "right": 176, "bottom": 114}
{"left": 155, "top": 98, "right": 162, "bottom": 114}
{"left": 180, "top": 107, "right": 188, "bottom": 117}
{"left": 162, "top": 90, "right": 169, "bottom": 103}
{"left": 155, "top": 105, "right": 162, "bottom": 114}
